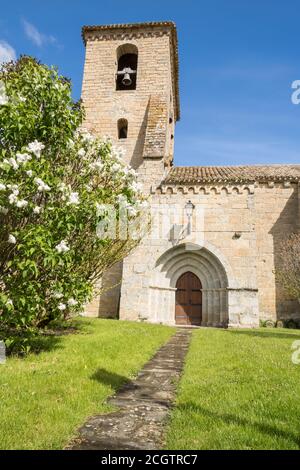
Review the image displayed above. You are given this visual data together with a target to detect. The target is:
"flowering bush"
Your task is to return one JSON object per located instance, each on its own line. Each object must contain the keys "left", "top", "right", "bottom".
{"left": 0, "top": 57, "right": 146, "bottom": 345}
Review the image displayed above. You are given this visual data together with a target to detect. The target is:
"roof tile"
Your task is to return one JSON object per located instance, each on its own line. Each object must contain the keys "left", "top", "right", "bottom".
{"left": 163, "top": 165, "right": 300, "bottom": 184}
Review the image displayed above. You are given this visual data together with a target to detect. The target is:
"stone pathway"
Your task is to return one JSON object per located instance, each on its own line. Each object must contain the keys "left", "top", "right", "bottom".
{"left": 67, "top": 329, "right": 191, "bottom": 450}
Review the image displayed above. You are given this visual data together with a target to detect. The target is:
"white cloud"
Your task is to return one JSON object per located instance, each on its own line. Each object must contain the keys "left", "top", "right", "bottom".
{"left": 22, "top": 19, "right": 57, "bottom": 47}
{"left": 0, "top": 40, "right": 16, "bottom": 64}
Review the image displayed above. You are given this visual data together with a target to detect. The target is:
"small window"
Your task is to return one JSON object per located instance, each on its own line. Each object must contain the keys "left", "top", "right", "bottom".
{"left": 118, "top": 119, "right": 128, "bottom": 139}
{"left": 169, "top": 117, "right": 173, "bottom": 124}
{"left": 116, "top": 44, "right": 138, "bottom": 91}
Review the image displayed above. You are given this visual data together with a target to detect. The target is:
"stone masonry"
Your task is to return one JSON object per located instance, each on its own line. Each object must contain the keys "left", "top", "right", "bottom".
{"left": 81, "top": 21, "right": 300, "bottom": 327}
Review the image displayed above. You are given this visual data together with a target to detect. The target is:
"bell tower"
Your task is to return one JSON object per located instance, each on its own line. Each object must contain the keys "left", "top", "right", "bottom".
{"left": 81, "top": 21, "right": 180, "bottom": 191}
{"left": 81, "top": 21, "right": 179, "bottom": 318}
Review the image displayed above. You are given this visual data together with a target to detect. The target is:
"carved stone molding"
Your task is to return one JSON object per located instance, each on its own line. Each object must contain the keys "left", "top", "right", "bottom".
{"left": 152, "top": 183, "right": 256, "bottom": 195}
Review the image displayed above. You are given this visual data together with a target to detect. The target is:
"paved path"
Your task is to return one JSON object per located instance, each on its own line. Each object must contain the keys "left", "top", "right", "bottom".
{"left": 67, "top": 329, "right": 192, "bottom": 450}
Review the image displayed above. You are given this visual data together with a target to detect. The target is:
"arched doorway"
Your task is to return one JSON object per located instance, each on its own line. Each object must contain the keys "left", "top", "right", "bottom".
{"left": 175, "top": 272, "right": 202, "bottom": 325}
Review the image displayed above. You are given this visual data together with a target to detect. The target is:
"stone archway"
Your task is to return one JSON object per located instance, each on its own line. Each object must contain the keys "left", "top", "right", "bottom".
{"left": 150, "top": 242, "right": 231, "bottom": 326}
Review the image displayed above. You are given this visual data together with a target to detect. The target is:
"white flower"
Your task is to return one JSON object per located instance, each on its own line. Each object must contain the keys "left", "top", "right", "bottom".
{"left": 112, "top": 146, "right": 126, "bottom": 161}
{"left": 58, "top": 182, "right": 67, "bottom": 192}
{"left": 0, "top": 183, "right": 6, "bottom": 191}
{"left": 16, "top": 152, "right": 31, "bottom": 164}
{"left": 67, "top": 192, "right": 80, "bottom": 205}
{"left": 85, "top": 184, "right": 92, "bottom": 192}
{"left": 96, "top": 202, "right": 106, "bottom": 214}
{"left": 26, "top": 170, "right": 33, "bottom": 177}
{"left": 111, "top": 162, "right": 122, "bottom": 172}
{"left": 8, "top": 234, "right": 16, "bottom": 244}
{"left": 0, "top": 206, "right": 8, "bottom": 215}
{"left": 7, "top": 184, "right": 18, "bottom": 191}
{"left": 130, "top": 181, "right": 143, "bottom": 193}
{"left": 89, "top": 161, "right": 103, "bottom": 171}
{"left": 123, "top": 166, "right": 138, "bottom": 177}
{"left": 8, "top": 192, "right": 18, "bottom": 204}
{"left": 138, "top": 200, "right": 149, "bottom": 209}
{"left": 117, "top": 194, "right": 127, "bottom": 204}
{"left": 127, "top": 206, "right": 137, "bottom": 217}
{"left": 0, "top": 95, "right": 8, "bottom": 106}
{"left": 33, "top": 206, "right": 42, "bottom": 214}
{"left": 77, "top": 148, "right": 86, "bottom": 157}
{"left": 67, "top": 298, "right": 78, "bottom": 307}
{"left": 19, "top": 95, "right": 26, "bottom": 102}
{"left": 55, "top": 240, "right": 70, "bottom": 253}
{"left": 58, "top": 303, "right": 66, "bottom": 311}
{"left": 67, "top": 139, "right": 74, "bottom": 148}
{"left": 3, "top": 157, "right": 18, "bottom": 170}
{"left": 34, "top": 178, "right": 51, "bottom": 192}
{"left": 53, "top": 292, "right": 63, "bottom": 299}
{"left": 0, "top": 82, "right": 8, "bottom": 106}
{"left": 81, "top": 130, "right": 95, "bottom": 143}
{"left": 128, "top": 168, "right": 138, "bottom": 177}
{"left": 26, "top": 140, "right": 45, "bottom": 158}
{"left": 16, "top": 199, "right": 28, "bottom": 208}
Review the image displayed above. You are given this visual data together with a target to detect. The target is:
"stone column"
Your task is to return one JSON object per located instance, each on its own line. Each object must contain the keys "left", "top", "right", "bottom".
{"left": 201, "top": 290, "right": 208, "bottom": 326}
{"left": 219, "top": 289, "right": 228, "bottom": 326}
{"left": 207, "top": 290, "right": 213, "bottom": 326}
{"left": 212, "top": 290, "right": 221, "bottom": 326}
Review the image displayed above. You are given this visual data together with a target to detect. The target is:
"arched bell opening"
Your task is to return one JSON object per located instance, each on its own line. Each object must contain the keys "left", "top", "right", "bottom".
{"left": 116, "top": 44, "right": 138, "bottom": 91}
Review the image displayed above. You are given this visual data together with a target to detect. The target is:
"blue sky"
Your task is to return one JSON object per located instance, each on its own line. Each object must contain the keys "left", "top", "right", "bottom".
{"left": 1, "top": 0, "right": 300, "bottom": 166}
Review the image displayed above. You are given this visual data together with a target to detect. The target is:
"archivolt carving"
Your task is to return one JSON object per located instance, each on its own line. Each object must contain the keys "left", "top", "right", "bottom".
{"left": 149, "top": 242, "right": 236, "bottom": 326}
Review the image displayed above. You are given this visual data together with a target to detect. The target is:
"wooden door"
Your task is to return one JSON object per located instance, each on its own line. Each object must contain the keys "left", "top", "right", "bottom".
{"left": 175, "top": 272, "right": 202, "bottom": 325}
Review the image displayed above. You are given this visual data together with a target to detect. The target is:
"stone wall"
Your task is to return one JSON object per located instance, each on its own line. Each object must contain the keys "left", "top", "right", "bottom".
{"left": 255, "top": 182, "right": 299, "bottom": 320}
{"left": 117, "top": 181, "right": 300, "bottom": 326}
{"left": 119, "top": 183, "right": 260, "bottom": 327}
{"left": 81, "top": 22, "right": 300, "bottom": 326}
{"left": 82, "top": 24, "right": 176, "bottom": 318}
{"left": 81, "top": 25, "right": 176, "bottom": 169}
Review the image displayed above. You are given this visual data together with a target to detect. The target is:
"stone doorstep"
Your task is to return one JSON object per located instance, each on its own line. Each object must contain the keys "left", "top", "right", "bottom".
{"left": 67, "top": 329, "right": 192, "bottom": 450}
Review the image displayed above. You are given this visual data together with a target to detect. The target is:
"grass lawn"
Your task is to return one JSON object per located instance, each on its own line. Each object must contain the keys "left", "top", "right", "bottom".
{"left": 165, "top": 327, "right": 300, "bottom": 450}
{"left": 0, "top": 318, "right": 174, "bottom": 450}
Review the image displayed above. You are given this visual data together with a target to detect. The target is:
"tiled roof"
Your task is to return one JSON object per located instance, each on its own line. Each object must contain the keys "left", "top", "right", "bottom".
{"left": 163, "top": 165, "right": 300, "bottom": 184}
{"left": 81, "top": 21, "right": 180, "bottom": 121}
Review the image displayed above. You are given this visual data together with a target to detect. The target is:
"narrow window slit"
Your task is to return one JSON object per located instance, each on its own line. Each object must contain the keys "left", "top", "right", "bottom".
{"left": 118, "top": 119, "right": 128, "bottom": 139}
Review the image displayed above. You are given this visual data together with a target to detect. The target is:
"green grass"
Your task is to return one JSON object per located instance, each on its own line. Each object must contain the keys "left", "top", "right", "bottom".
{"left": 165, "top": 327, "right": 300, "bottom": 450}
{"left": 0, "top": 317, "right": 174, "bottom": 450}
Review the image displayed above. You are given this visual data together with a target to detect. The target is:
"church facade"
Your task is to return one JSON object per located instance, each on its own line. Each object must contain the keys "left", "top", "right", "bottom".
{"left": 81, "top": 21, "right": 300, "bottom": 328}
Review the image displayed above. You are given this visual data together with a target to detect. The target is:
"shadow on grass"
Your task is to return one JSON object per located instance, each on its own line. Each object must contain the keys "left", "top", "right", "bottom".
{"left": 90, "top": 368, "right": 130, "bottom": 391}
{"left": 226, "top": 329, "right": 300, "bottom": 340}
{"left": 0, "top": 318, "right": 88, "bottom": 356}
{"left": 27, "top": 334, "right": 64, "bottom": 353}
{"left": 178, "top": 402, "right": 300, "bottom": 448}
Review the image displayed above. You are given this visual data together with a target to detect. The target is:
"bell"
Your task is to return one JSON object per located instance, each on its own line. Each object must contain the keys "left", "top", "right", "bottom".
{"left": 122, "top": 72, "right": 132, "bottom": 86}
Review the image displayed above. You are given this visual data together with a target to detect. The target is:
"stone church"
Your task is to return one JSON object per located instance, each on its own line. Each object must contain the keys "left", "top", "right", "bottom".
{"left": 81, "top": 21, "right": 300, "bottom": 328}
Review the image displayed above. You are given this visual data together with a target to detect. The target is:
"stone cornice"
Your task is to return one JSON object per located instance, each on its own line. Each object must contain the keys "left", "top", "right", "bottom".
{"left": 151, "top": 180, "right": 297, "bottom": 195}
{"left": 151, "top": 183, "right": 256, "bottom": 195}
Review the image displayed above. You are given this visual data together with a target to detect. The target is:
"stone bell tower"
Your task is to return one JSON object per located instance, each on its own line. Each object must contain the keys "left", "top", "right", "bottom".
{"left": 81, "top": 21, "right": 180, "bottom": 317}
{"left": 81, "top": 21, "right": 179, "bottom": 188}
